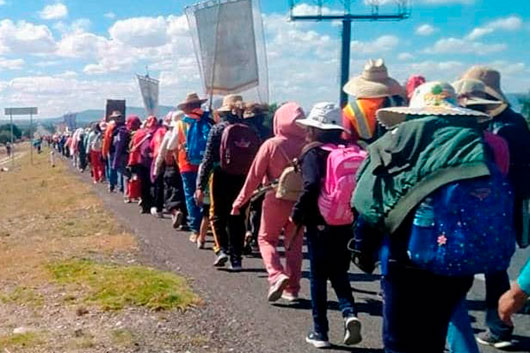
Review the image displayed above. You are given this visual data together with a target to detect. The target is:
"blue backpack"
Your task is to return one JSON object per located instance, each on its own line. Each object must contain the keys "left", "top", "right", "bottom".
{"left": 408, "top": 166, "right": 516, "bottom": 277}
{"left": 183, "top": 113, "right": 212, "bottom": 165}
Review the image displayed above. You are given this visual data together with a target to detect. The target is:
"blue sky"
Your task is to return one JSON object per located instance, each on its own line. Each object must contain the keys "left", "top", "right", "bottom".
{"left": 0, "top": 0, "right": 528, "bottom": 118}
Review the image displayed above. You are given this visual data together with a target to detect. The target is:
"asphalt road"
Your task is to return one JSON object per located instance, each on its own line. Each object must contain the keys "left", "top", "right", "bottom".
{"left": 74, "top": 166, "right": 529, "bottom": 353}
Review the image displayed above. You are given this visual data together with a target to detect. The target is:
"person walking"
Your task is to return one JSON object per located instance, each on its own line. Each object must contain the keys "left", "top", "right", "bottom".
{"left": 109, "top": 111, "right": 129, "bottom": 195}
{"left": 291, "top": 103, "right": 364, "bottom": 349}
{"left": 195, "top": 94, "right": 259, "bottom": 271}
{"left": 86, "top": 122, "right": 105, "bottom": 183}
{"left": 232, "top": 102, "right": 307, "bottom": 301}
{"left": 174, "top": 93, "right": 212, "bottom": 239}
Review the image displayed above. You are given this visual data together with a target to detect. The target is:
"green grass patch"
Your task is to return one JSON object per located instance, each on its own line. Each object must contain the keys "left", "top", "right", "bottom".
{"left": 0, "top": 286, "right": 44, "bottom": 307}
{"left": 0, "top": 332, "right": 43, "bottom": 350}
{"left": 47, "top": 259, "right": 200, "bottom": 311}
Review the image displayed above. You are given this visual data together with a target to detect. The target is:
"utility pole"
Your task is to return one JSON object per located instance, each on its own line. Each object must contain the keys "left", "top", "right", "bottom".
{"left": 289, "top": 0, "right": 410, "bottom": 107}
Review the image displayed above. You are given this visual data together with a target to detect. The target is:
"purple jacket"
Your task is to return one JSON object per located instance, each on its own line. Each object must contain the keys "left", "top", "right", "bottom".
{"left": 111, "top": 123, "right": 130, "bottom": 170}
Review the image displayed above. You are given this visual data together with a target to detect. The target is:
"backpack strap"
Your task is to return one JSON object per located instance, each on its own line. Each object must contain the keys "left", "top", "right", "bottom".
{"left": 130, "top": 133, "right": 151, "bottom": 152}
{"left": 300, "top": 142, "right": 324, "bottom": 158}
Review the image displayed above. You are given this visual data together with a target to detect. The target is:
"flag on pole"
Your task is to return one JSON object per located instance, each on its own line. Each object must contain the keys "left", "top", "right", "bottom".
{"left": 137, "top": 74, "right": 160, "bottom": 116}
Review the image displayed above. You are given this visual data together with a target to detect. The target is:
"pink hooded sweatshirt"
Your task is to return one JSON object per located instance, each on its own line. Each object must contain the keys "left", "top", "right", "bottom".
{"left": 232, "top": 102, "right": 307, "bottom": 210}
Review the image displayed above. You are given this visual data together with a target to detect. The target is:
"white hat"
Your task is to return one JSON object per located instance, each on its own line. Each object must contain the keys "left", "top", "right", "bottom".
{"left": 376, "top": 81, "right": 490, "bottom": 128}
{"left": 296, "top": 102, "right": 346, "bottom": 131}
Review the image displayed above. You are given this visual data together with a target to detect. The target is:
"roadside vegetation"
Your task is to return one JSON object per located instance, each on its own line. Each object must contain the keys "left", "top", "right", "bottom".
{"left": 0, "top": 150, "right": 212, "bottom": 352}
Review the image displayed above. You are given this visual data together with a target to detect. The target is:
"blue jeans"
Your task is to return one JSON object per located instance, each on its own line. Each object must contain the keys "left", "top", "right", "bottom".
{"left": 306, "top": 224, "right": 356, "bottom": 337}
{"left": 181, "top": 171, "right": 202, "bottom": 233}
{"left": 382, "top": 262, "right": 473, "bottom": 353}
{"left": 109, "top": 166, "right": 125, "bottom": 193}
{"left": 485, "top": 271, "right": 513, "bottom": 339}
{"left": 105, "top": 158, "right": 111, "bottom": 182}
{"left": 447, "top": 299, "right": 480, "bottom": 353}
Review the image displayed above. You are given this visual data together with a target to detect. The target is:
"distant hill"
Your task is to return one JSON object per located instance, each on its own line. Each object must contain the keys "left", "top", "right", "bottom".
{"left": 43, "top": 105, "right": 176, "bottom": 126}
{"left": 0, "top": 105, "right": 177, "bottom": 127}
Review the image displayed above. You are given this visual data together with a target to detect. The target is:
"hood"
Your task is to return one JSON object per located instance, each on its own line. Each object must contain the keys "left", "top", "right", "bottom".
{"left": 273, "top": 102, "right": 306, "bottom": 139}
{"left": 126, "top": 115, "right": 142, "bottom": 131}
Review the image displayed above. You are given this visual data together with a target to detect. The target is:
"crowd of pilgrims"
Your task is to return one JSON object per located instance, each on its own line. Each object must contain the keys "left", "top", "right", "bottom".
{"left": 49, "top": 60, "right": 530, "bottom": 353}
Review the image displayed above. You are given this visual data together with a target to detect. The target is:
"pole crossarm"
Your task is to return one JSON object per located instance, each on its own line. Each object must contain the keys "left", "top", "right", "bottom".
{"left": 290, "top": 14, "right": 409, "bottom": 21}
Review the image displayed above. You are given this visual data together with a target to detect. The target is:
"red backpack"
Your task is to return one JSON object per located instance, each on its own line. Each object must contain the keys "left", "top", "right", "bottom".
{"left": 220, "top": 123, "right": 260, "bottom": 175}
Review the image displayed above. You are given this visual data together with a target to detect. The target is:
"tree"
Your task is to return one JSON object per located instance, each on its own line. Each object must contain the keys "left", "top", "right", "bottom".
{"left": 0, "top": 124, "right": 22, "bottom": 140}
{"left": 0, "top": 131, "right": 11, "bottom": 145}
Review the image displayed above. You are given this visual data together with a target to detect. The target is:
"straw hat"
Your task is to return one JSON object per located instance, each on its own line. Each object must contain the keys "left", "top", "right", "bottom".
{"left": 243, "top": 103, "right": 267, "bottom": 119}
{"left": 376, "top": 81, "right": 490, "bottom": 128}
{"left": 343, "top": 59, "right": 406, "bottom": 99}
{"left": 218, "top": 94, "right": 243, "bottom": 112}
{"left": 461, "top": 66, "right": 507, "bottom": 102}
{"left": 296, "top": 102, "right": 347, "bottom": 132}
{"left": 108, "top": 110, "right": 123, "bottom": 120}
{"left": 177, "top": 92, "right": 208, "bottom": 109}
{"left": 452, "top": 79, "right": 503, "bottom": 108}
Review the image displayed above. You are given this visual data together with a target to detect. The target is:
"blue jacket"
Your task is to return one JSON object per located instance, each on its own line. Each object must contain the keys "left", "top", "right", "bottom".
{"left": 519, "top": 259, "right": 530, "bottom": 295}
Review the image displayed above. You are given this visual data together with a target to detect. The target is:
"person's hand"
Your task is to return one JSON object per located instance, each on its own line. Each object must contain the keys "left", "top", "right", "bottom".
{"left": 498, "top": 282, "right": 527, "bottom": 325}
{"left": 194, "top": 189, "right": 204, "bottom": 206}
{"left": 231, "top": 208, "right": 240, "bottom": 216}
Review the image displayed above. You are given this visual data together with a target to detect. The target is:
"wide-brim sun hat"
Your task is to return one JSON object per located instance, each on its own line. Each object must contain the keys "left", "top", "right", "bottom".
{"left": 218, "top": 94, "right": 244, "bottom": 112}
{"left": 343, "top": 59, "right": 406, "bottom": 99}
{"left": 461, "top": 66, "right": 507, "bottom": 103}
{"left": 376, "top": 81, "right": 490, "bottom": 128}
{"left": 452, "top": 79, "right": 503, "bottom": 107}
{"left": 296, "top": 102, "right": 347, "bottom": 132}
{"left": 177, "top": 92, "right": 208, "bottom": 110}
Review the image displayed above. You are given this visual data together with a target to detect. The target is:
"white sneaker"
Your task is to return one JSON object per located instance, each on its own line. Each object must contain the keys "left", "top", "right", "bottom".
{"left": 150, "top": 207, "right": 163, "bottom": 218}
{"left": 281, "top": 293, "right": 299, "bottom": 302}
{"left": 267, "top": 274, "right": 289, "bottom": 302}
{"left": 343, "top": 316, "right": 362, "bottom": 345}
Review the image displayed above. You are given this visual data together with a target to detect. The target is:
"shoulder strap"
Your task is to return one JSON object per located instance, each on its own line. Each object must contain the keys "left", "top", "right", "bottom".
{"left": 300, "top": 142, "right": 324, "bottom": 158}
{"left": 276, "top": 145, "right": 292, "bottom": 164}
{"left": 130, "top": 133, "right": 151, "bottom": 152}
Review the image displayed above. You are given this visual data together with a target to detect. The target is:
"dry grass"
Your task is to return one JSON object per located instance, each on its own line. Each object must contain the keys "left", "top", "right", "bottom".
{"left": 0, "top": 150, "right": 200, "bottom": 352}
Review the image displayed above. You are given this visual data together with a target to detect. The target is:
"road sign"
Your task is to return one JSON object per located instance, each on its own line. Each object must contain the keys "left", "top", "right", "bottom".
{"left": 4, "top": 107, "right": 38, "bottom": 116}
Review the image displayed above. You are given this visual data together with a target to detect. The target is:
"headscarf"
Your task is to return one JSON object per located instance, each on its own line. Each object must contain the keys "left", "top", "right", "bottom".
{"left": 126, "top": 115, "right": 142, "bottom": 132}
{"left": 406, "top": 75, "right": 426, "bottom": 101}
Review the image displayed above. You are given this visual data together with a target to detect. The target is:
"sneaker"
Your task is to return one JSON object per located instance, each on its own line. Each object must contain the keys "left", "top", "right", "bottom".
{"left": 197, "top": 240, "right": 205, "bottom": 249}
{"left": 150, "top": 207, "right": 163, "bottom": 218}
{"left": 281, "top": 292, "right": 299, "bottom": 302}
{"left": 229, "top": 259, "right": 242, "bottom": 272}
{"left": 476, "top": 330, "right": 513, "bottom": 349}
{"left": 189, "top": 232, "right": 198, "bottom": 243}
{"left": 267, "top": 274, "right": 289, "bottom": 302}
{"left": 213, "top": 252, "right": 229, "bottom": 267}
{"left": 171, "top": 211, "right": 184, "bottom": 229}
{"left": 343, "top": 316, "right": 362, "bottom": 345}
{"left": 305, "top": 331, "right": 331, "bottom": 349}
{"left": 124, "top": 197, "right": 131, "bottom": 204}
{"left": 178, "top": 224, "right": 190, "bottom": 232}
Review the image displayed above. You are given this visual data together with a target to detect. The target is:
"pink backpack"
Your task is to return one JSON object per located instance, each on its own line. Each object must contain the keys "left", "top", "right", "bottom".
{"left": 318, "top": 144, "right": 367, "bottom": 226}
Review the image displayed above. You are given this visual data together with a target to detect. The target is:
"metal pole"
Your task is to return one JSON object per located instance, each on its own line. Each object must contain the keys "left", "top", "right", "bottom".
{"left": 10, "top": 113, "right": 14, "bottom": 167}
{"left": 340, "top": 19, "right": 352, "bottom": 108}
{"left": 30, "top": 113, "right": 33, "bottom": 165}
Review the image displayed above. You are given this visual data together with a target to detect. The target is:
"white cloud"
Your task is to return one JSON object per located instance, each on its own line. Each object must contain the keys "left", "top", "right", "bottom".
{"left": 467, "top": 16, "right": 523, "bottom": 40}
{"left": 425, "top": 37, "right": 507, "bottom": 55}
{"left": 57, "top": 31, "right": 107, "bottom": 58}
{"left": 0, "top": 57, "right": 24, "bottom": 70}
{"left": 351, "top": 35, "right": 399, "bottom": 54}
{"left": 0, "top": 0, "right": 6, "bottom": 6}
{"left": 104, "top": 12, "right": 116, "bottom": 20}
{"left": 109, "top": 16, "right": 169, "bottom": 48}
{"left": 54, "top": 19, "right": 92, "bottom": 34}
{"left": 0, "top": 20, "right": 56, "bottom": 55}
{"left": 488, "top": 61, "right": 527, "bottom": 76}
{"left": 291, "top": 4, "right": 341, "bottom": 16}
{"left": 415, "top": 24, "right": 436, "bottom": 36}
{"left": 39, "top": 3, "right": 68, "bottom": 20}
{"left": 398, "top": 52, "right": 414, "bottom": 61}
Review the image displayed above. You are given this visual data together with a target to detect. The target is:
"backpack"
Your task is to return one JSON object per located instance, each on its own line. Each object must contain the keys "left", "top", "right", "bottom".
{"left": 90, "top": 134, "right": 102, "bottom": 151}
{"left": 274, "top": 146, "right": 303, "bottom": 202}
{"left": 318, "top": 144, "right": 367, "bottom": 226}
{"left": 183, "top": 113, "right": 212, "bottom": 165}
{"left": 407, "top": 166, "right": 516, "bottom": 277}
{"left": 220, "top": 123, "right": 260, "bottom": 175}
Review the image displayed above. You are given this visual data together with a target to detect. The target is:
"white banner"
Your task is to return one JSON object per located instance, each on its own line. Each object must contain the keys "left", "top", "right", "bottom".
{"left": 137, "top": 75, "right": 159, "bottom": 116}
{"left": 186, "top": 0, "right": 268, "bottom": 101}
